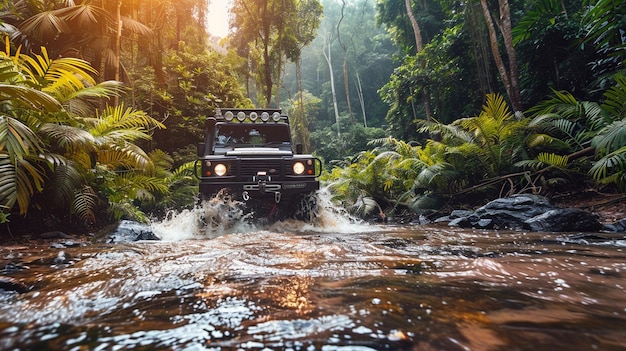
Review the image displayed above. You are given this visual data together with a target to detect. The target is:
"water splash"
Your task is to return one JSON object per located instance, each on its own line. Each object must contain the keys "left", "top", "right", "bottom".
{"left": 151, "top": 187, "right": 375, "bottom": 241}
{"left": 270, "top": 187, "right": 380, "bottom": 234}
{"left": 152, "top": 191, "right": 257, "bottom": 241}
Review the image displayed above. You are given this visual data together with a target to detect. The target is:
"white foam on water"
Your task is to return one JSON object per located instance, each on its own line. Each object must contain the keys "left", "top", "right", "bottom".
{"left": 151, "top": 193, "right": 257, "bottom": 241}
{"left": 150, "top": 187, "right": 382, "bottom": 241}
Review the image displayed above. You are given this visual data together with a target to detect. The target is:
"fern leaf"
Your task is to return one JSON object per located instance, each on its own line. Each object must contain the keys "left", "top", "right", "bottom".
{"left": 537, "top": 152, "right": 569, "bottom": 168}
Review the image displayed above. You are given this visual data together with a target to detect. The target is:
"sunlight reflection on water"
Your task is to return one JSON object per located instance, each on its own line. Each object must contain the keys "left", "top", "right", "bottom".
{"left": 1, "top": 193, "right": 626, "bottom": 349}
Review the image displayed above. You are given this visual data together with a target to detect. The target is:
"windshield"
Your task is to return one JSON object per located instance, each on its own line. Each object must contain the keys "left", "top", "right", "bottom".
{"left": 214, "top": 124, "right": 291, "bottom": 147}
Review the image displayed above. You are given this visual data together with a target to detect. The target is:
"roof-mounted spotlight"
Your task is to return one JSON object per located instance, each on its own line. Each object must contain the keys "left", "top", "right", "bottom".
{"left": 237, "top": 111, "right": 246, "bottom": 121}
{"left": 249, "top": 112, "right": 258, "bottom": 121}
{"left": 224, "top": 111, "right": 234, "bottom": 121}
{"left": 272, "top": 112, "right": 281, "bottom": 122}
{"left": 261, "top": 112, "right": 270, "bottom": 122}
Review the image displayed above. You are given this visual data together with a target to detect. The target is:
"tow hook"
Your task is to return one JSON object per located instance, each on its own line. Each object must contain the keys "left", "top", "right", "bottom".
{"left": 274, "top": 191, "right": 281, "bottom": 203}
{"left": 254, "top": 172, "right": 269, "bottom": 194}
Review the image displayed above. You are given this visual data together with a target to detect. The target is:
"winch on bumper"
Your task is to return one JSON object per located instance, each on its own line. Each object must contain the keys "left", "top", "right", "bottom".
{"left": 198, "top": 174, "right": 320, "bottom": 204}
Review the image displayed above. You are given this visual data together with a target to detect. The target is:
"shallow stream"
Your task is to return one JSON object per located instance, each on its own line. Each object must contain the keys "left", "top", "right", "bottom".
{"left": 1, "top": 199, "right": 625, "bottom": 350}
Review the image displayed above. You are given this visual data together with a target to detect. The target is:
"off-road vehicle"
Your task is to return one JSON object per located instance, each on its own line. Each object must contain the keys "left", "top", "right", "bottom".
{"left": 195, "top": 108, "right": 321, "bottom": 220}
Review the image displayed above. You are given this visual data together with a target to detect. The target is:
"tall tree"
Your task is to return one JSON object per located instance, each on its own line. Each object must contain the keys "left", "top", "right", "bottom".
{"left": 405, "top": 0, "right": 431, "bottom": 120}
{"left": 479, "top": 0, "right": 522, "bottom": 111}
{"left": 292, "top": 0, "right": 323, "bottom": 151}
{"left": 230, "top": 0, "right": 322, "bottom": 107}
{"left": 405, "top": 0, "right": 423, "bottom": 51}
{"left": 322, "top": 29, "right": 341, "bottom": 137}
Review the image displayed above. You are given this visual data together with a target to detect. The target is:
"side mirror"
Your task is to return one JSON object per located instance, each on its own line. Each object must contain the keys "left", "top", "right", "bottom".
{"left": 296, "top": 143, "right": 304, "bottom": 154}
{"left": 197, "top": 142, "right": 205, "bottom": 157}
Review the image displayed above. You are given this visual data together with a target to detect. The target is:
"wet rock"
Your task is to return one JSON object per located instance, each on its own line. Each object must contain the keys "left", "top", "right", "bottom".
{"left": 603, "top": 218, "right": 626, "bottom": 233}
{"left": 433, "top": 210, "right": 473, "bottom": 223}
{"left": 39, "top": 231, "right": 73, "bottom": 239}
{"left": 108, "top": 220, "right": 161, "bottom": 243}
{"left": 442, "top": 194, "right": 604, "bottom": 232}
{"left": 50, "top": 241, "right": 82, "bottom": 249}
{"left": 0, "top": 276, "right": 29, "bottom": 293}
{"left": 523, "top": 208, "right": 603, "bottom": 232}
{"left": 135, "top": 231, "right": 161, "bottom": 241}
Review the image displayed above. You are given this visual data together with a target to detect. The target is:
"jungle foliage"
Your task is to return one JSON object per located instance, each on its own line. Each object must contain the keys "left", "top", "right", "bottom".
{"left": 0, "top": 0, "right": 625, "bottom": 231}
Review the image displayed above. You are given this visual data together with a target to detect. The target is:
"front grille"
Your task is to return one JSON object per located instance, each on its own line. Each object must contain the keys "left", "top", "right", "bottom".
{"left": 239, "top": 159, "right": 284, "bottom": 178}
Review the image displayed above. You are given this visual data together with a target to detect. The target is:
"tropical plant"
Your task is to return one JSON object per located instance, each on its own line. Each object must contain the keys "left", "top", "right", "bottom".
{"left": 513, "top": 0, "right": 603, "bottom": 105}
{"left": 1, "top": 0, "right": 152, "bottom": 81}
{"left": 0, "top": 42, "right": 63, "bottom": 217}
{"left": 0, "top": 39, "right": 170, "bottom": 230}
{"left": 582, "top": 0, "right": 626, "bottom": 78}
{"left": 134, "top": 150, "right": 199, "bottom": 218}
{"left": 589, "top": 74, "right": 626, "bottom": 190}
{"left": 507, "top": 71, "right": 626, "bottom": 194}
{"left": 230, "top": 0, "right": 323, "bottom": 107}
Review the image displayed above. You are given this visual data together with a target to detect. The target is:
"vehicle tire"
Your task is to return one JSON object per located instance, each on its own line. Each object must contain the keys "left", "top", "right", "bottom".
{"left": 293, "top": 192, "right": 319, "bottom": 222}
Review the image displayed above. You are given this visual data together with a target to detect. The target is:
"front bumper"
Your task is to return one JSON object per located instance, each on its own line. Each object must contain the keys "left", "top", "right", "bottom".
{"left": 199, "top": 180, "right": 319, "bottom": 203}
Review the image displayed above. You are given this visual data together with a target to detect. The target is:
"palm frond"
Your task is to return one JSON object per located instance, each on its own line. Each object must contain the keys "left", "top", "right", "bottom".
{"left": 72, "top": 186, "right": 97, "bottom": 227}
{"left": 592, "top": 119, "right": 626, "bottom": 154}
{"left": 18, "top": 47, "right": 97, "bottom": 96}
{"left": 481, "top": 93, "right": 514, "bottom": 123}
{"left": 353, "top": 195, "right": 380, "bottom": 216}
{"left": 601, "top": 74, "right": 626, "bottom": 120}
{"left": 39, "top": 123, "right": 95, "bottom": 151}
{"left": 121, "top": 16, "right": 152, "bottom": 36}
{"left": 589, "top": 146, "right": 626, "bottom": 183}
{"left": 91, "top": 104, "right": 165, "bottom": 140}
{"left": 0, "top": 154, "right": 46, "bottom": 214}
{"left": 0, "top": 83, "right": 61, "bottom": 111}
{"left": 108, "top": 173, "right": 168, "bottom": 201}
{"left": 19, "top": 11, "right": 70, "bottom": 41}
{"left": 515, "top": 158, "right": 546, "bottom": 171}
{"left": 170, "top": 160, "right": 197, "bottom": 180}
{"left": 0, "top": 114, "right": 45, "bottom": 160}
{"left": 42, "top": 162, "right": 84, "bottom": 207}
{"left": 66, "top": 81, "right": 125, "bottom": 116}
{"left": 537, "top": 152, "right": 569, "bottom": 168}
{"left": 54, "top": 3, "right": 111, "bottom": 30}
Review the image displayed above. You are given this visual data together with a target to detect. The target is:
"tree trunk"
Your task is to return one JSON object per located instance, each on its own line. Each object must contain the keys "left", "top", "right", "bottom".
{"left": 497, "top": 0, "right": 522, "bottom": 111}
{"left": 338, "top": 0, "right": 354, "bottom": 122}
{"left": 323, "top": 32, "right": 340, "bottom": 138}
{"left": 263, "top": 42, "right": 273, "bottom": 107}
{"left": 114, "top": 0, "right": 122, "bottom": 106}
{"left": 405, "top": 0, "right": 431, "bottom": 120}
{"left": 355, "top": 71, "right": 367, "bottom": 127}
{"left": 480, "top": 0, "right": 523, "bottom": 111}
{"left": 405, "top": 0, "right": 423, "bottom": 51}
{"left": 295, "top": 58, "right": 310, "bottom": 153}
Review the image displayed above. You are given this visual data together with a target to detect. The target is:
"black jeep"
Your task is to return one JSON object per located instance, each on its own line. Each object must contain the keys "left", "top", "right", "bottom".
{"left": 195, "top": 108, "right": 321, "bottom": 220}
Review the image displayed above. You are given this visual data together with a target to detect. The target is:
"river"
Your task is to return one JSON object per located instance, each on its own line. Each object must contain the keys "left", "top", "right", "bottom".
{"left": 1, "top": 197, "right": 625, "bottom": 350}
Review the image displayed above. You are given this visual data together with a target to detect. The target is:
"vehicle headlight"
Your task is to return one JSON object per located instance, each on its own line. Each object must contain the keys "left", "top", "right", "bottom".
{"left": 214, "top": 163, "right": 228, "bottom": 176}
{"left": 292, "top": 162, "right": 305, "bottom": 175}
